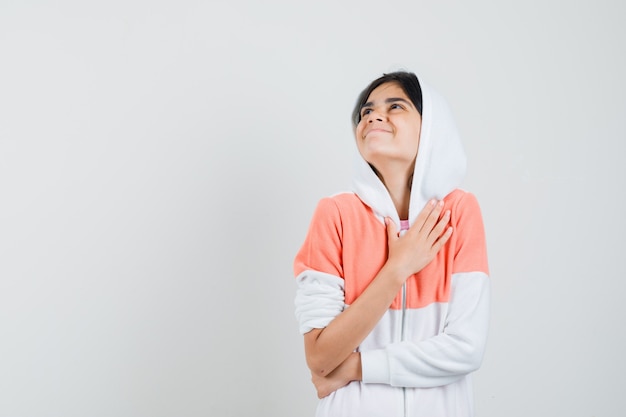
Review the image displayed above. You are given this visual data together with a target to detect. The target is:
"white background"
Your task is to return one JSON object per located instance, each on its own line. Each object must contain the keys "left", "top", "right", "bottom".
{"left": 1, "top": 1, "right": 625, "bottom": 416}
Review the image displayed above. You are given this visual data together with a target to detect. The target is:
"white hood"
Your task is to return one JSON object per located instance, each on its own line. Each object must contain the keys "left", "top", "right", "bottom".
{"left": 351, "top": 79, "right": 467, "bottom": 227}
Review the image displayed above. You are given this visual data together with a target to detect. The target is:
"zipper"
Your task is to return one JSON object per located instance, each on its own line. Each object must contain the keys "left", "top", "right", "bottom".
{"left": 400, "top": 282, "right": 407, "bottom": 339}
{"left": 397, "top": 225, "right": 409, "bottom": 417}
{"left": 401, "top": 282, "right": 407, "bottom": 417}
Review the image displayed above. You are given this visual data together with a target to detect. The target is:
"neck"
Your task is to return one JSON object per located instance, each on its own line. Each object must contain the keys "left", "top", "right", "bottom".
{"left": 374, "top": 162, "right": 415, "bottom": 220}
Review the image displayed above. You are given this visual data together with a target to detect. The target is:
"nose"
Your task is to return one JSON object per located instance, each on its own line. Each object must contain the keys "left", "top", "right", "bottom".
{"left": 366, "top": 110, "right": 385, "bottom": 123}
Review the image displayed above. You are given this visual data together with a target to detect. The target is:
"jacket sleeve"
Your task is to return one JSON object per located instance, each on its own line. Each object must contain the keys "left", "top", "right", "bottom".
{"left": 293, "top": 198, "right": 345, "bottom": 335}
{"left": 361, "top": 192, "right": 491, "bottom": 388}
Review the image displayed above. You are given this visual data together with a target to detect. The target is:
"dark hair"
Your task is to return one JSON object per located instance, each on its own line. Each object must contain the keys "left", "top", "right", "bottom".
{"left": 351, "top": 71, "right": 423, "bottom": 127}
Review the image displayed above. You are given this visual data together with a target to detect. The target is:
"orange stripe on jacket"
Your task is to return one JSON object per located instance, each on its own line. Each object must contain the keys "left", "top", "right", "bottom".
{"left": 294, "top": 189, "right": 489, "bottom": 310}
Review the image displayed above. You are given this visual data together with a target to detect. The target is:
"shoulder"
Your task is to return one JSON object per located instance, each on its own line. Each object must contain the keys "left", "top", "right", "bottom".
{"left": 307, "top": 193, "right": 357, "bottom": 231}
{"left": 315, "top": 192, "right": 364, "bottom": 214}
{"left": 446, "top": 189, "right": 489, "bottom": 273}
{"left": 445, "top": 189, "right": 486, "bottom": 232}
{"left": 328, "top": 191, "right": 361, "bottom": 205}
{"left": 309, "top": 192, "right": 373, "bottom": 230}
{"left": 444, "top": 189, "right": 482, "bottom": 213}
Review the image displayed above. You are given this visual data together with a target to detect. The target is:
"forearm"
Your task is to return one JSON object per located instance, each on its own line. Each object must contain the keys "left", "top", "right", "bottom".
{"left": 305, "top": 262, "right": 405, "bottom": 376}
{"left": 311, "top": 352, "right": 363, "bottom": 398}
{"left": 361, "top": 272, "right": 490, "bottom": 388}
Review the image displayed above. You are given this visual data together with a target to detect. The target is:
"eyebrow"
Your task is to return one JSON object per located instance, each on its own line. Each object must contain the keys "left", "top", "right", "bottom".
{"left": 361, "top": 97, "right": 413, "bottom": 110}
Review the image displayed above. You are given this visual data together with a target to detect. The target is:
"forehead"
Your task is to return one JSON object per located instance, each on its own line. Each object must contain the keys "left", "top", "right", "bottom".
{"left": 366, "top": 82, "right": 410, "bottom": 102}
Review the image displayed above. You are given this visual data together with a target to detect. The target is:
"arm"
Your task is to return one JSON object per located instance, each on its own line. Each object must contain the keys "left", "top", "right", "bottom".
{"left": 311, "top": 264, "right": 489, "bottom": 398}
{"left": 310, "top": 352, "right": 362, "bottom": 399}
{"left": 361, "top": 271, "right": 490, "bottom": 387}
{"left": 299, "top": 199, "right": 452, "bottom": 378}
{"left": 361, "top": 192, "right": 491, "bottom": 388}
{"left": 311, "top": 270, "right": 488, "bottom": 396}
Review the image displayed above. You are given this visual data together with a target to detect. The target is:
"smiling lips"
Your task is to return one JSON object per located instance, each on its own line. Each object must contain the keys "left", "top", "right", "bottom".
{"left": 363, "top": 125, "right": 392, "bottom": 139}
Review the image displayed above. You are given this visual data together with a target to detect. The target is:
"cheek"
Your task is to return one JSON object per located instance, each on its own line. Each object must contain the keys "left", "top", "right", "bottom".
{"left": 354, "top": 131, "right": 372, "bottom": 160}
{"left": 355, "top": 123, "right": 365, "bottom": 139}
{"left": 412, "top": 124, "right": 421, "bottom": 148}
{"left": 353, "top": 129, "right": 364, "bottom": 151}
{"left": 404, "top": 126, "right": 421, "bottom": 157}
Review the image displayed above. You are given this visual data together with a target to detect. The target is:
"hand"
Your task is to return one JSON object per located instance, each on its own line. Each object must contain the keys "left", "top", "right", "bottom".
{"left": 385, "top": 199, "right": 452, "bottom": 281}
{"left": 311, "top": 352, "right": 361, "bottom": 398}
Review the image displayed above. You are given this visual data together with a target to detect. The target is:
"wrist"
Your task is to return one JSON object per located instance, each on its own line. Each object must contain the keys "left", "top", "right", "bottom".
{"left": 381, "top": 261, "right": 410, "bottom": 286}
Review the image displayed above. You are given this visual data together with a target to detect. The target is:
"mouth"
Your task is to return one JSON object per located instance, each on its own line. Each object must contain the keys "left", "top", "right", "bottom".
{"left": 363, "top": 128, "right": 391, "bottom": 139}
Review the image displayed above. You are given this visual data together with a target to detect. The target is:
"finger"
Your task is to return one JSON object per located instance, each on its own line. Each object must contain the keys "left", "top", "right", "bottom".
{"left": 385, "top": 217, "right": 398, "bottom": 241}
{"left": 426, "top": 210, "right": 451, "bottom": 245}
{"left": 418, "top": 200, "right": 445, "bottom": 234}
{"left": 412, "top": 199, "right": 438, "bottom": 231}
{"left": 431, "top": 226, "right": 453, "bottom": 253}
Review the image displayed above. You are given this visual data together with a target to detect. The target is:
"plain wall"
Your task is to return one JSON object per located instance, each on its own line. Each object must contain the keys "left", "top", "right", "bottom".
{"left": 1, "top": 1, "right": 625, "bottom": 416}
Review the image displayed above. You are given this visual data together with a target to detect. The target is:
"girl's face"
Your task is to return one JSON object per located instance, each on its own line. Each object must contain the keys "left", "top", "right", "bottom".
{"left": 355, "top": 82, "right": 422, "bottom": 171}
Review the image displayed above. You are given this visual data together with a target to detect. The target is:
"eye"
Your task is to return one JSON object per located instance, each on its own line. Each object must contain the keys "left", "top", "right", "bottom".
{"left": 389, "top": 103, "right": 404, "bottom": 110}
{"left": 360, "top": 108, "right": 372, "bottom": 118}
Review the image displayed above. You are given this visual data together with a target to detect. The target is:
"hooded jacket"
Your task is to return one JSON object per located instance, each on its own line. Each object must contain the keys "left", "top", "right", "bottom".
{"left": 293, "top": 78, "right": 490, "bottom": 417}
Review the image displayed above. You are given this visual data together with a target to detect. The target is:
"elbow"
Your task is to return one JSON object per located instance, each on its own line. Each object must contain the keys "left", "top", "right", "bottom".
{"left": 449, "top": 334, "right": 486, "bottom": 374}
{"left": 466, "top": 344, "right": 486, "bottom": 373}
{"left": 304, "top": 328, "right": 339, "bottom": 377}
{"left": 464, "top": 350, "right": 484, "bottom": 374}
{"left": 468, "top": 333, "right": 488, "bottom": 372}
{"left": 306, "top": 352, "right": 335, "bottom": 377}
{"left": 305, "top": 341, "right": 341, "bottom": 377}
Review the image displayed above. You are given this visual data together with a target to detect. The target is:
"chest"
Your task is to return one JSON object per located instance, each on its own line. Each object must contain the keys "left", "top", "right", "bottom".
{"left": 338, "top": 206, "right": 454, "bottom": 309}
